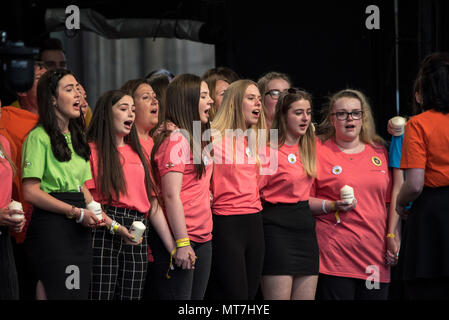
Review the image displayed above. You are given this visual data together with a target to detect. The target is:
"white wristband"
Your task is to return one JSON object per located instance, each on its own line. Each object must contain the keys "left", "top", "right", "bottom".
{"left": 76, "top": 208, "right": 84, "bottom": 223}
{"left": 322, "top": 200, "right": 328, "bottom": 214}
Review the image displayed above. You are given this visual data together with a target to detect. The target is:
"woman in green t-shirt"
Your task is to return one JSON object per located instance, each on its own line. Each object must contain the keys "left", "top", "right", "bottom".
{"left": 21, "top": 69, "right": 105, "bottom": 300}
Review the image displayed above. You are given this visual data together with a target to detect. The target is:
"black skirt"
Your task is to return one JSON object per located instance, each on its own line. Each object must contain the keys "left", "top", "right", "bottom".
{"left": 400, "top": 186, "right": 449, "bottom": 281}
{"left": 24, "top": 192, "right": 92, "bottom": 299}
{"left": 261, "top": 201, "right": 319, "bottom": 276}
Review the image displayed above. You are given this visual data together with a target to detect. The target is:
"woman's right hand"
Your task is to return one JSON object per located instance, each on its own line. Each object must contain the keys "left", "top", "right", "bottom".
{"left": 387, "top": 117, "right": 407, "bottom": 136}
{"left": 0, "top": 208, "right": 26, "bottom": 232}
{"left": 77, "top": 208, "right": 101, "bottom": 228}
{"left": 117, "top": 226, "right": 142, "bottom": 245}
{"left": 174, "top": 245, "right": 196, "bottom": 270}
{"left": 333, "top": 198, "right": 357, "bottom": 212}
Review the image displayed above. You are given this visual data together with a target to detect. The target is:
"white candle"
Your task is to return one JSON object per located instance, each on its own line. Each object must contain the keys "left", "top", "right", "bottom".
{"left": 390, "top": 116, "right": 406, "bottom": 135}
{"left": 340, "top": 185, "right": 354, "bottom": 204}
{"left": 8, "top": 200, "right": 24, "bottom": 221}
{"left": 86, "top": 200, "right": 103, "bottom": 220}
{"left": 129, "top": 221, "right": 146, "bottom": 242}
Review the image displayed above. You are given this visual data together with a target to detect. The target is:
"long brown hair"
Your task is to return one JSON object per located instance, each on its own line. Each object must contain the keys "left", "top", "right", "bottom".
{"left": 270, "top": 89, "right": 316, "bottom": 177}
{"left": 151, "top": 74, "right": 211, "bottom": 181}
{"left": 87, "top": 90, "right": 154, "bottom": 208}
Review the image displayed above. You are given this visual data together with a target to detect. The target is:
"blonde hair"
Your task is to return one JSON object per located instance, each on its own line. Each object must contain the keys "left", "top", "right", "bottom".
{"left": 211, "top": 80, "right": 267, "bottom": 165}
{"left": 270, "top": 89, "right": 316, "bottom": 177}
{"left": 316, "top": 89, "right": 385, "bottom": 148}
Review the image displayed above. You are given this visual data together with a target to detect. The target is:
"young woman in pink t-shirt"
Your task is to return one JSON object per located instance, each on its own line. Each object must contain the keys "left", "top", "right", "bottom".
{"left": 86, "top": 90, "right": 174, "bottom": 300}
{"left": 207, "top": 79, "right": 267, "bottom": 300}
{"left": 310, "top": 89, "right": 391, "bottom": 300}
{"left": 151, "top": 74, "right": 214, "bottom": 300}
{"left": 121, "top": 79, "right": 161, "bottom": 299}
{"left": 258, "top": 88, "right": 319, "bottom": 300}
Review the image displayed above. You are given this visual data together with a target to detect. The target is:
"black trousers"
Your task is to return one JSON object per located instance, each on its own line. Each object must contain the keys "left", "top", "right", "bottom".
{"left": 316, "top": 274, "right": 389, "bottom": 300}
{"left": 150, "top": 231, "right": 212, "bottom": 300}
{"left": 207, "top": 213, "right": 264, "bottom": 300}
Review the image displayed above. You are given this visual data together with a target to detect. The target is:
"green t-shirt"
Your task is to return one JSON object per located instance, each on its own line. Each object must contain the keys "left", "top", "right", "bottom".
{"left": 22, "top": 125, "right": 92, "bottom": 193}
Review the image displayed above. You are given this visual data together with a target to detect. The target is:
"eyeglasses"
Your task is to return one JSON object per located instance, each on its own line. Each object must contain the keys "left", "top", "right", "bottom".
{"left": 331, "top": 111, "right": 364, "bottom": 120}
{"left": 265, "top": 89, "right": 283, "bottom": 99}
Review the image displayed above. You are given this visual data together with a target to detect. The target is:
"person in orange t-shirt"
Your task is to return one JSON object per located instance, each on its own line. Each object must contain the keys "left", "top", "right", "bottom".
{"left": 310, "top": 89, "right": 392, "bottom": 300}
{"left": 258, "top": 88, "right": 320, "bottom": 300}
{"left": 397, "top": 52, "right": 449, "bottom": 300}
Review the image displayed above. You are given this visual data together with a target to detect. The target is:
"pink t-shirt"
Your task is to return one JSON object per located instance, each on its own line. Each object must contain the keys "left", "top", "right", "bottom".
{"left": 140, "top": 136, "right": 154, "bottom": 161}
{"left": 85, "top": 142, "right": 151, "bottom": 213}
{"left": 311, "top": 139, "right": 391, "bottom": 283}
{"left": 259, "top": 143, "right": 314, "bottom": 203}
{"left": 153, "top": 131, "right": 213, "bottom": 243}
{"left": 211, "top": 137, "right": 262, "bottom": 216}
{"left": 0, "top": 135, "right": 13, "bottom": 209}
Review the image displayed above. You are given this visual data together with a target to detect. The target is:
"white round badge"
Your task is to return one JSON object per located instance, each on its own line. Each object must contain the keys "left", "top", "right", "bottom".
{"left": 332, "top": 165, "right": 342, "bottom": 175}
{"left": 287, "top": 154, "right": 297, "bottom": 164}
{"left": 203, "top": 155, "right": 209, "bottom": 166}
{"left": 245, "top": 147, "right": 252, "bottom": 158}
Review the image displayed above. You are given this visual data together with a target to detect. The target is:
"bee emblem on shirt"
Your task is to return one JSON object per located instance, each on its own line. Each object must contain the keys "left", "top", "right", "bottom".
{"left": 371, "top": 156, "right": 382, "bottom": 167}
{"left": 24, "top": 161, "right": 31, "bottom": 168}
{"left": 0, "top": 151, "right": 4, "bottom": 159}
{"left": 332, "top": 165, "right": 342, "bottom": 175}
{"left": 287, "top": 154, "right": 297, "bottom": 164}
{"left": 165, "top": 162, "right": 175, "bottom": 168}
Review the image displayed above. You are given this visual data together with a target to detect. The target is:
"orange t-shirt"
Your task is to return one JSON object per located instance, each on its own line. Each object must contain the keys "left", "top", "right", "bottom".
{"left": 259, "top": 143, "right": 314, "bottom": 203}
{"left": 311, "top": 139, "right": 392, "bottom": 283}
{"left": 0, "top": 106, "right": 38, "bottom": 243}
{"left": 211, "top": 137, "right": 262, "bottom": 216}
{"left": 85, "top": 142, "right": 151, "bottom": 213}
{"left": 400, "top": 110, "right": 449, "bottom": 187}
{"left": 153, "top": 131, "right": 213, "bottom": 243}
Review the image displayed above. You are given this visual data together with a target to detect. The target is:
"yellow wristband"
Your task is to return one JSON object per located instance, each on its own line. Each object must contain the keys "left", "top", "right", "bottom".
{"left": 166, "top": 248, "right": 177, "bottom": 279}
{"left": 176, "top": 240, "right": 190, "bottom": 248}
{"left": 387, "top": 233, "right": 395, "bottom": 239}
{"left": 176, "top": 237, "right": 190, "bottom": 243}
{"left": 330, "top": 201, "right": 336, "bottom": 211}
{"left": 176, "top": 237, "right": 191, "bottom": 248}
